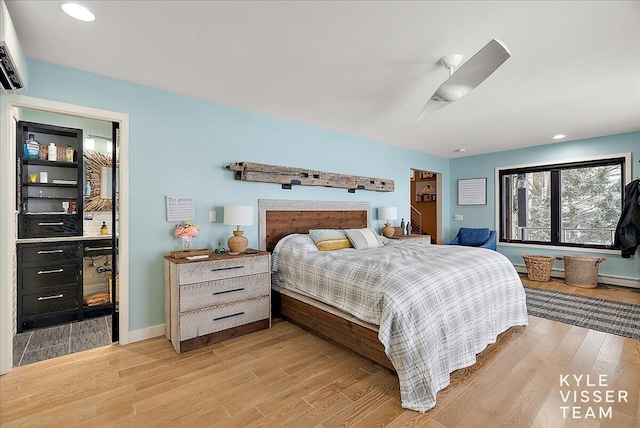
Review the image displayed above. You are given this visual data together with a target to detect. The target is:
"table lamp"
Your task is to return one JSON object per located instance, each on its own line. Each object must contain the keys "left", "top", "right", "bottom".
{"left": 378, "top": 207, "right": 397, "bottom": 238}
{"left": 223, "top": 205, "right": 254, "bottom": 254}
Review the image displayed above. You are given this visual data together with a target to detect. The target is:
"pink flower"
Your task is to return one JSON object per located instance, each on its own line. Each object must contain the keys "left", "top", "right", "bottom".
{"left": 174, "top": 222, "right": 199, "bottom": 241}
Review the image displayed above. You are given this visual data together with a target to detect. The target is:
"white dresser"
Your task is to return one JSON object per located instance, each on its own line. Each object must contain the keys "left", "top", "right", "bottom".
{"left": 389, "top": 234, "right": 432, "bottom": 244}
{"left": 164, "top": 251, "right": 271, "bottom": 353}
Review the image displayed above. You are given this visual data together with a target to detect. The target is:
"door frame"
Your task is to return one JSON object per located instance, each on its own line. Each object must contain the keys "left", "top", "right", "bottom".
{"left": 410, "top": 168, "right": 443, "bottom": 243}
{"left": 0, "top": 94, "right": 130, "bottom": 374}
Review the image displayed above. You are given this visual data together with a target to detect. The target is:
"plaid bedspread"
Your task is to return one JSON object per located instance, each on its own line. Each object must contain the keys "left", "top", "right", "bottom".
{"left": 272, "top": 234, "right": 528, "bottom": 412}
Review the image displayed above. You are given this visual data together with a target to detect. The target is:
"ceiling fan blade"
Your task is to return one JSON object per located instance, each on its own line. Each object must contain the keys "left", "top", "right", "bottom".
{"left": 442, "top": 39, "right": 510, "bottom": 93}
{"left": 417, "top": 39, "right": 511, "bottom": 121}
{"left": 417, "top": 97, "right": 450, "bottom": 121}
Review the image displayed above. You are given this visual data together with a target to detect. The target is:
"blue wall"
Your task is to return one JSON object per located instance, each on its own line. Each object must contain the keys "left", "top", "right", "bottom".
{"left": 449, "top": 132, "right": 640, "bottom": 281}
{"left": 23, "top": 59, "right": 450, "bottom": 331}
{"left": 19, "top": 59, "right": 638, "bottom": 331}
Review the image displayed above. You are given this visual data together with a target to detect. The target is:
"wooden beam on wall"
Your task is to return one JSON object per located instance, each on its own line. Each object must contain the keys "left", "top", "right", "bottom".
{"left": 227, "top": 161, "right": 394, "bottom": 193}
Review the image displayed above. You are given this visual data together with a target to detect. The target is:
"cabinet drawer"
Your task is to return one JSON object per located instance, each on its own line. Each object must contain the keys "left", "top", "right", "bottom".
{"left": 180, "top": 296, "right": 270, "bottom": 340}
{"left": 19, "top": 242, "right": 80, "bottom": 264}
{"left": 180, "top": 273, "right": 270, "bottom": 312}
{"left": 20, "top": 215, "right": 80, "bottom": 238}
{"left": 83, "top": 240, "right": 115, "bottom": 256}
{"left": 178, "top": 254, "right": 269, "bottom": 285}
{"left": 21, "top": 263, "right": 80, "bottom": 290}
{"left": 22, "top": 285, "right": 79, "bottom": 317}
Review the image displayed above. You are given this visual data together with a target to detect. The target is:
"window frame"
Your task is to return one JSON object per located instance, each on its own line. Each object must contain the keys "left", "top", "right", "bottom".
{"left": 496, "top": 153, "right": 631, "bottom": 251}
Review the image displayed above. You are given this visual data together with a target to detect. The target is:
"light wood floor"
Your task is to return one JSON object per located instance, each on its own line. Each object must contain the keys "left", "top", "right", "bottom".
{"left": 1, "top": 280, "right": 638, "bottom": 427}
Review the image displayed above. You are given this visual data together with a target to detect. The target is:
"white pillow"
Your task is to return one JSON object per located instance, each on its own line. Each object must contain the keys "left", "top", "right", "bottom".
{"left": 345, "top": 228, "right": 384, "bottom": 250}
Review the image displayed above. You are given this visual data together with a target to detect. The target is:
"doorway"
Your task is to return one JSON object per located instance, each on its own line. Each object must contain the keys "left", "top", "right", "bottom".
{"left": 411, "top": 168, "right": 442, "bottom": 243}
{"left": 13, "top": 109, "right": 118, "bottom": 366}
{"left": 0, "top": 95, "right": 130, "bottom": 374}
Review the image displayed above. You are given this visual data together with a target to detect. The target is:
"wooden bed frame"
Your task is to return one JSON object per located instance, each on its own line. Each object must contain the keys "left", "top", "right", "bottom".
{"left": 258, "top": 199, "right": 395, "bottom": 371}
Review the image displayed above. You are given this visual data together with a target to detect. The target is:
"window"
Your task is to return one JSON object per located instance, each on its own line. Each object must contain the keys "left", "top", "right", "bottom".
{"left": 499, "top": 157, "right": 625, "bottom": 249}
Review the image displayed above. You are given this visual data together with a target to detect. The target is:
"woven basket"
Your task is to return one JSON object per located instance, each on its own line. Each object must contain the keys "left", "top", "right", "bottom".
{"left": 556, "top": 255, "right": 606, "bottom": 288}
{"left": 521, "top": 253, "right": 554, "bottom": 282}
{"left": 170, "top": 248, "right": 212, "bottom": 259}
{"left": 56, "top": 146, "right": 66, "bottom": 161}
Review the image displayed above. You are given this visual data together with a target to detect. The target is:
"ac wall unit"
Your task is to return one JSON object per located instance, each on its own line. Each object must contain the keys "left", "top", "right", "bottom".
{"left": 0, "top": 0, "right": 27, "bottom": 93}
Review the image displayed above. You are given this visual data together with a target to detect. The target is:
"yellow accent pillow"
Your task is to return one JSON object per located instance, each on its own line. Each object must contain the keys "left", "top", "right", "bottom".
{"left": 309, "top": 229, "right": 353, "bottom": 251}
{"left": 316, "top": 239, "right": 353, "bottom": 251}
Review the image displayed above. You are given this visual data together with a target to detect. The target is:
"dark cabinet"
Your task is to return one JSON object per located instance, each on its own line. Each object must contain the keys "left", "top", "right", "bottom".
{"left": 19, "top": 213, "right": 81, "bottom": 237}
{"left": 17, "top": 121, "right": 83, "bottom": 238}
{"left": 83, "top": 239, "right": 116, "bottom": 318}
{"left": 19, "top": 241, "right": 79, "bottom": 262}
{"left": 21, "top": 263, "right": 81, "bottom": 290}
{"left": 14, "top": 121, "right": 114, "bottom": 332}
{"left": 83, "top": 240, "right": 115, "bottom": 257}
{"left": 17, "top": 241, "right": 83, "bottom": 332}
{"left": 22, "top": 286, "right": 80, "bottom": 318}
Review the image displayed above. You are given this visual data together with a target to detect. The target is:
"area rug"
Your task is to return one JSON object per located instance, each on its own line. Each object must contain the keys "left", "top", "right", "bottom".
{"left": 523, "top": 286, "right": 640, "bottom": 340}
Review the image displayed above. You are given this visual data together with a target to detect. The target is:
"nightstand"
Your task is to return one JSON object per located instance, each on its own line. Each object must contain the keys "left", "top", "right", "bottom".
{"left": 164, "top": 251, "right": 271, "bottom": 353}
{"left": 389, "top": 234, "right": 432, "bottom": 244}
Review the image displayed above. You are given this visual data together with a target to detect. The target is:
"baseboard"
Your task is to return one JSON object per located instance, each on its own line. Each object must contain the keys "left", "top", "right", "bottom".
{"left": 128, "top": 323, "right": 166, "bottom": 343}
{"left": 514, "top": 265, "right": 640, "bottom": 289}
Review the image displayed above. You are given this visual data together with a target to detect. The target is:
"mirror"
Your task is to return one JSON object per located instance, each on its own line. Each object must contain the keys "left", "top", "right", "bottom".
{"left": 84, "top": 150, "right": 118, "bottom": 212}
{"left": 100, "top": 166, "right": 119, "bottom": 199}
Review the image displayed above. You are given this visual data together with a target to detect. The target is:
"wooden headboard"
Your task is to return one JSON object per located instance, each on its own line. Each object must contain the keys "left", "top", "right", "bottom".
{"left": 258, "top": 200, "right": 370, "bottom": 251}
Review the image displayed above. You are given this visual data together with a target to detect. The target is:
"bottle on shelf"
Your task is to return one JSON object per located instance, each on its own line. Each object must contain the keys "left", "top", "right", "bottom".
{"left": 48, "top": 142, "right": 57, "bottom": 161}
{"left": 24, "top": 134, "right": 40, "bottom": 159}
{"left": 66, "top": 145, "right": 74, "bottom": 162}
{"left": 100, "top": 222, "right": 109, "bottom": 235}
{"left": 84, "top": 175, "right": 91, "bottom": 196}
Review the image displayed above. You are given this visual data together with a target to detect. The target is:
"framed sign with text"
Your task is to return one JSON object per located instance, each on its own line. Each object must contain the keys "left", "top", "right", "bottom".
{"left": 166, "top": 195, "right": 195, "bottom": 221}
{"left": 457, "top": 178, "right": 487, "bottom": 205}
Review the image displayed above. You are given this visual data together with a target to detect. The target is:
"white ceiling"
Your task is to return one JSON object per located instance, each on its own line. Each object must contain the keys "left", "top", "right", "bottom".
{"left": 5, "top": 1, "right": 640, "bottom": 158}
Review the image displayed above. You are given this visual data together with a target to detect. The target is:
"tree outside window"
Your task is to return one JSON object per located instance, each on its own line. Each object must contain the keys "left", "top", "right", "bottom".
{"left": 500, "top": 157, "right": 624, "bottom": 249}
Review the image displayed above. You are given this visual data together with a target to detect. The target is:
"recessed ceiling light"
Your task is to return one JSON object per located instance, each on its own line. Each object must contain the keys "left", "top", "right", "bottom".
{"left": 61, "top": 3, "right": 95, "bottom": 22}
{"left": 455, "top": 148, "right": 467, "bottom": 153}
{"left": 552, "top": 134, "right": 566, "bottom": 140}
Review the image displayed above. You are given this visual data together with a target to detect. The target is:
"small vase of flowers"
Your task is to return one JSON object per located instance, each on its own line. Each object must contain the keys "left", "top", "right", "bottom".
{"left": 174, "top": 221, "right": 199, "bottom": 251}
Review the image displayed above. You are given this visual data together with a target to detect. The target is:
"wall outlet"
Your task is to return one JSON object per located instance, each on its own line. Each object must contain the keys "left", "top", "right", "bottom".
{"left": 209, "top": 211, "right": 217, "bottom": 222}
{"left": 453, "top": 214, "right": 463, "bottom": 221}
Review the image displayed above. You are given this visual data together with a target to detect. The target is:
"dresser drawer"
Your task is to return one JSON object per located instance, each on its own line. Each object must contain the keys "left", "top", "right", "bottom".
{"left": 21, "top": 263, "right": 80, "bottom": 291}
{"left": 391, "top": 235, "right": 431, "bottom": 244}
{"left": 19, "top": 242, "right": 80, "bottom": 264}
{"left": 180, "top": 272, "right": 270, "bottom": 312}
{"left": 20, "top": 214, "right": 80, "bottom": 238}
{"left": 22, "top": 285, "right": 79, "bottom": 317}
{"left": 179, "top": 296, "right": 270, "bottom": 340}
{"left": 83, "top": 240, "right": 115, "bottom": 256}
{"left": 178, "top": 254, "right": 269, "bottom": 285}
{"left": 408, "top": 236, "right": 431, "bottom": 244}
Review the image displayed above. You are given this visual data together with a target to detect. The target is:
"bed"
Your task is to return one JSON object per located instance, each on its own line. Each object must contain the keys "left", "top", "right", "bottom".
{"left": 258, "top": 199, "right": 528, "bottom": 412}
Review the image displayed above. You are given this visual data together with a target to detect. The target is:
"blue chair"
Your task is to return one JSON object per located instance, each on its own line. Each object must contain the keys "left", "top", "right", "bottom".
{"left": 448, "top": 228, "right": 497, "bottom": 250}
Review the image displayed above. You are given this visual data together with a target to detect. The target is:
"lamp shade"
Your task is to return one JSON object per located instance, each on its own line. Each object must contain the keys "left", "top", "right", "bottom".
{"left": 378, "top": 207, "right": 397, "bottom": 221}
{"left": 223, "top": 205, "right": 254, "bottom": 226}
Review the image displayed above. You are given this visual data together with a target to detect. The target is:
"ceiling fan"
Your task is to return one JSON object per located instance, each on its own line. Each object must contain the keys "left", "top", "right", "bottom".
{"left": 417, "top": 39, "right": 511, "bottom": 121}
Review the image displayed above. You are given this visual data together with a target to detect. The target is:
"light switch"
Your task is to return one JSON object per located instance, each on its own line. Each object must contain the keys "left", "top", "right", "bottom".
{"left": 453, "top": 214, "right": 463, "bottom": 221}
{"left": 209, "top": 211, "right": 217, "bottom": 222}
